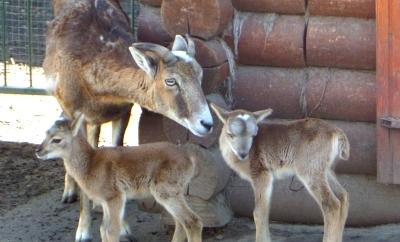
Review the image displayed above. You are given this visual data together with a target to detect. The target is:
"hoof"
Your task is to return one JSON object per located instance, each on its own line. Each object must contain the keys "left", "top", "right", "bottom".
{"left": 75, "top": 232, "right": 92, "bottom": 242}
{"left": 123, "top": 235, "right": 137, "bottom": 242}
{"left": 76, "top": 239, "right": 92, "bottom": 242}
{"left": 92, "top": 204, "right": 103, "bottom": 214}
{"left": 62, "top": 193, "right": 78, "bottom": 204}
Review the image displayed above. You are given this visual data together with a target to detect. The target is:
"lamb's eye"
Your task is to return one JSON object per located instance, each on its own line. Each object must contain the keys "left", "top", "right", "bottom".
{"left": 52, "top": 138, "right": 62, "bottom": 144}
{"left": 165, "top": 78, "right": 176, "bottom": 86}
{"left": 228, "top": 133, "right": 234, "bottom": 139}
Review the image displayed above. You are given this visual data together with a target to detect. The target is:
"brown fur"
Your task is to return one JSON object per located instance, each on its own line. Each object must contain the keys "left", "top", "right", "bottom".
{"left": 211, "top": 104, "right": 350, "bottom": 242}
{"left": 45, "top": 1, "right": 212, "bottom": 239}
{"left": 45, "top": 0, "right": 207, "bottom": 125}
{"left": 36, "top": 118, "right": 203, "bottom": 242}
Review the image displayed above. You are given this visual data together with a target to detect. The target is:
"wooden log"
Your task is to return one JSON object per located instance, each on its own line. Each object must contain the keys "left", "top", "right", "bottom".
{"left": 233, "top": 66, "right": 376, "bottom": 122}
{"left": 221, "top": 23, "right": 235, "bottom": 55}
{"left": 161, "top": 0, "right": 234, "bottom": 40}
{"left": 202, "top": 62, "right": 230, "bottom": 94}
{"left": 137, "top": 6, "right": 172, "bottom": 46}
{"left": 184, "top": 144, "right": 232, "bottom": 200}
{"left": 233, "top": 66, "right": 306, "bottom": 119}
{"left": 139, "top": 0, "right": 162, "bottom": 7}
{"left": 193, "top": 38, "right": 228, "bottom": 68}
{"left": 325, "top": 120, "right": 376, "bottom": 175}
{"left": 237, "top": 14, "right": 305, "bottom": 67}
{"left": 305, "top": 68, "right": 376, "bottom": 122}
{"left": 308, "top": 0, "right": 375, "bottom": 19}
{"left": 161, "top": 193, "right": 233, "bottom": 227}
{"left": 192, "top": 38, "right": 230, "bottom": 94}
{"left": 231, "top": 0, "right": 305, "bottom": 14}
{"left": 227, "top": 174, "right": 400, "bottom": 226}
{"left": 306, "top": 17, "right": 376, "bottom": 70}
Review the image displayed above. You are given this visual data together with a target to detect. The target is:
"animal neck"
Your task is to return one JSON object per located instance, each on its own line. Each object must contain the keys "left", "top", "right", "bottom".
{"left": 63, "top": 135, "right": 94, "bottom": 179}
{"left": 89, "top": 66, "right": 157, "bottom": 111}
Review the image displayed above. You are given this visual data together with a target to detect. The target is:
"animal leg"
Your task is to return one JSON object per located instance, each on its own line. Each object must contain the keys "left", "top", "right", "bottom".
{"left": 328, "top": 171, "right": 349, "bottom": 242}
{"left": 299, "top": 172, "right": 341, "bottom": 242}
{"left": 153, "top": 191, "right": 202, "bottom": 242}
{"left": 101, "top": 196, "right": 124, "bottom": 242}
{"left": 62, "top": 173, "right": 78, "bottom": 203}
{"left": 75, "top": 192, "right": 92, "bottom": 242}
{"left": 112, "top": 106, "right": 132, "bottom": 146}
{"left": 251, "top": 174, "right": 273, "bottom": 242}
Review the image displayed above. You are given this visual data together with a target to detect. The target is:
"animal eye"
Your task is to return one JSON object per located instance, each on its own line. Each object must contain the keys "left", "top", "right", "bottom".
{"left": 165, "top": 78, "right": 176, "bottom": 86}
{"left": 52, "top": 138, "right": 62, "bottom": 144}
{"left": 228, "top": 133, "right": 234, "bottom": 138}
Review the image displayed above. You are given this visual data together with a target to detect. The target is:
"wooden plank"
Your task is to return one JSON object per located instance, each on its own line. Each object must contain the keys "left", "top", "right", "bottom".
{"left": 377, "top": 0, "right": 400, "bottom": 184}
{"left": 376, "top": 0, "right": 391, "bottom": 183}
{"left": 390, "top": 1, "right": 400, "bottom": 184}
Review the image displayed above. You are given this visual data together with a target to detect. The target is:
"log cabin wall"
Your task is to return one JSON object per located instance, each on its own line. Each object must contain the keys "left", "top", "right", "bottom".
{"left": 136, "top": 0, "right": 400, "bottom": 226}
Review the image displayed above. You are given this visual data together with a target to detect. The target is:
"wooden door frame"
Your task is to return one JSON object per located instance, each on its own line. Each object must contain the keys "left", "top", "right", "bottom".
{"left": 376, "top": 0, "right": 400, "bottom": 184}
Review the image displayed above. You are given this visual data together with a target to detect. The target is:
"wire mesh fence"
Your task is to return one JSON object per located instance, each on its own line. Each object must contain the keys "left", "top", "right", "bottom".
{"left": 0, "top": 0, "right": 138, "bottom": 94}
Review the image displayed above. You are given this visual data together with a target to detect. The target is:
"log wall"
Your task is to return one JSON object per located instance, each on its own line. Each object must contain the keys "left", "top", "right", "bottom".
{"left": 135, "top": 0, "right": 388, "bottom": 226}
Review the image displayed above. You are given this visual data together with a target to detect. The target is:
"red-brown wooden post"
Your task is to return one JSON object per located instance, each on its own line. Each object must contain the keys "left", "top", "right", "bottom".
{"left": 376, "top": 0, "right": 400, "bottom": 184}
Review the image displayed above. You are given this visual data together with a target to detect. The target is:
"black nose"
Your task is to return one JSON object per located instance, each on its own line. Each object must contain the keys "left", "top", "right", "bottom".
{"left": 200, "top": 120, "right": 213, "bottom": 131}
{"left": 239, "top": 153, "right": 247, "bottom": 159}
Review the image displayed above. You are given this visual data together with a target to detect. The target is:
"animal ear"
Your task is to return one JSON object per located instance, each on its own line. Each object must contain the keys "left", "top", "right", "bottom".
{"left": 185, "top": 34, "right": 196, "bottom": 57}
{"left": 253, "top": 109, "right": 273, "bottom": 123}
{"left": 70, "top": 113, "right": 85, "bottom": 137}
{"left": 129, "top": 46, "right": 156, "bottom": 78}
{"left": 172, "top": 35, "right": 188, "bottom": 52}
{"left": 210, "top": 102, "right": 229, "bottom": 124}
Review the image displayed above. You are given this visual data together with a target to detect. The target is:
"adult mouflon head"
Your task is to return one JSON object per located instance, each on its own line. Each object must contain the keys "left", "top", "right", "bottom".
{"left": 210, "top": 103, "right": 273, "bottom": 160}
{"left": 129, "top": 35, "right": 213, "bottom": 137}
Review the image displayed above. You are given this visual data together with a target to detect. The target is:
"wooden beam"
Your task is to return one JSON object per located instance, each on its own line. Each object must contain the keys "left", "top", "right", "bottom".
{"left": 377, "top": 0, "right": 400, "bottom": 184}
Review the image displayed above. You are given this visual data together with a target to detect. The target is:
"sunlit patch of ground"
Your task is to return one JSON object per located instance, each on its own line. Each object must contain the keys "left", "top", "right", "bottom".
{"left": 0, "top": 62, "right": 47, "bottom": 89}
{"left": 0, "top": 93, "right": 140, "bottom": 145}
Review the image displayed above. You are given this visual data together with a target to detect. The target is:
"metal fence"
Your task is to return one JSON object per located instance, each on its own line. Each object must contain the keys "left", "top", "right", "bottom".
{"left": 0, "top": 0, "right": 138, "bottom": 95}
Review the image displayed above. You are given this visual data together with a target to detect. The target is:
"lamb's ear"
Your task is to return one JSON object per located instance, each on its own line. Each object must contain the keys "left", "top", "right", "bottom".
{"left": 253, "top": 109, "right": 273, "bottom": 123}
{"left": 185, "top": 34, "right": 196, "bottom": 57}
{"left": 210, "top": 102, "right": 229, "bottom": 124}
{"left": 71, "top": 113, "right": 85, "bottom": 137}
{"left": 172, "top": 35, "right": 188, "bottom": 52}
{"left": 129, "top": 46, "right": 156, "bottom": 78}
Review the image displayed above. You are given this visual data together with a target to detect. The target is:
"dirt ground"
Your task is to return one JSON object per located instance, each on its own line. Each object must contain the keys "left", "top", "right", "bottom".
{"left": 1, "top": 94, "right": 400, "bottom": 242}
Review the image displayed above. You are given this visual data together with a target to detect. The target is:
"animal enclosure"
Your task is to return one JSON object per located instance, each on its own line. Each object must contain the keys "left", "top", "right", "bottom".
{"left": 1, "top": 0, "right": 400, "bottom": 240}
{"left": 0, "top": 0, "right": 138, "bottom": 93}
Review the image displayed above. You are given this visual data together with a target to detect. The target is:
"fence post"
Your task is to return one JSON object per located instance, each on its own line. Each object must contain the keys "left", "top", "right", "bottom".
{"left": 2, "top": 0, "right": 6, "bottom": 86}
{"left": 27, "top": 0, "right": 33, "bottom": 87}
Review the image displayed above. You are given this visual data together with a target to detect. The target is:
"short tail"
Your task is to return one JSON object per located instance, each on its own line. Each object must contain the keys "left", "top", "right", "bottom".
{"left": 337, "top": 129, "right": 350, "bottom": 160}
